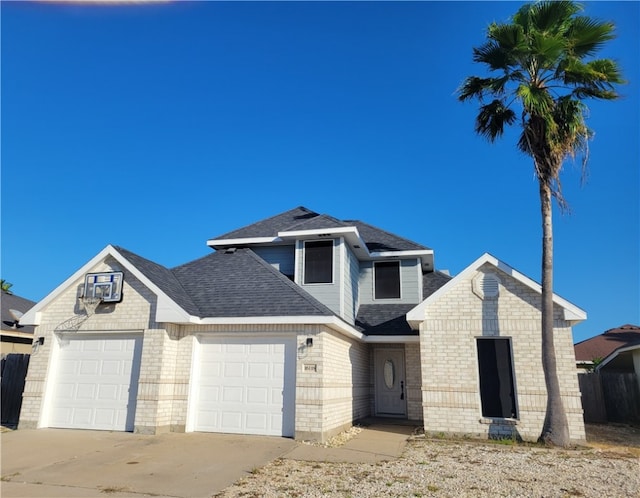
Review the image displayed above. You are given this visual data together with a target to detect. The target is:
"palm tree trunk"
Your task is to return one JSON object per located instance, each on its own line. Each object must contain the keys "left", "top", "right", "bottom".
{"left": 538, "top": 180, "right": 570, "bottom": 447}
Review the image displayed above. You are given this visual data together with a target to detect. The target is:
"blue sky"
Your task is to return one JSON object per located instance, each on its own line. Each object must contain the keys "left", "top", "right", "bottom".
{"left": 1, "top": 1, "right": 638, "bottom": 343}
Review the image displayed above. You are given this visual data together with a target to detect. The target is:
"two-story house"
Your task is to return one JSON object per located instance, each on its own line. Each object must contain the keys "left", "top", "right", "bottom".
{"left": 19, "top": 206, "right": 587, "bottom": 442}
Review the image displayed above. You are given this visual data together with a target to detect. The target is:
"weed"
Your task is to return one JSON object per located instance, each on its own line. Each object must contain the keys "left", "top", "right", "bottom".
{"left": 427, "top": 484, "right": 440, "bottom": 492}
{"left": 100, "top": 487, "right": 128, "bottom": 494}
{"left": 0, "top": 472, "right": 20, "bottom": 482}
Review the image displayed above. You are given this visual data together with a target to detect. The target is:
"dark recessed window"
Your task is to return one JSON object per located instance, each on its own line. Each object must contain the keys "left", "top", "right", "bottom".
{"left": 304, "top": 240, "right": 333, "bottom": 284}
{"left": 476, "top": 338, "right": 517, "bottom": 418}
{"left": 374, "top": 261, "right": 401, "bottom": 299}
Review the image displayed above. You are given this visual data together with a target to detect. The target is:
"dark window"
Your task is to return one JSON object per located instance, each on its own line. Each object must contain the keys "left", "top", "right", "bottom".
{"left": 476, "top": 338, "right": 517, "bottom": 418}
{"left": 304, "top": 240, "right": 333, "bottom": 284}
{"left": 374, "top": 261, "right": 401, "bottom": 299}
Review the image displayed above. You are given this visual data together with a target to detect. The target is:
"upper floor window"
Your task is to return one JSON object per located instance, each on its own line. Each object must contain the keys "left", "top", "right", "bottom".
{"left": 374, "top": 261, "right": 400, "bottom": 299}
{"left": 304, "top": 240, "right": 333, "bottom": 284}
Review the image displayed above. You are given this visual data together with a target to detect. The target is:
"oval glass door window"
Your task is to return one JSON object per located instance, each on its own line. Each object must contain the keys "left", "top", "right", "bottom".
{"left": 383, "top": 359, "right": 395, "bottom": 389}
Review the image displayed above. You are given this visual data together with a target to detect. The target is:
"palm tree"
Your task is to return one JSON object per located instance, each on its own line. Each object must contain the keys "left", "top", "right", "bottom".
{"left": 1, "top": 279, "right": 13, "bottom": 294}
{"left": 458, "top": 1, "right": 623, "bottom": 447}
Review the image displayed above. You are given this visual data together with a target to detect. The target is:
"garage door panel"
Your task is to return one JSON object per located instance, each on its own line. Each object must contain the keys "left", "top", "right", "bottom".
{"left": 49, "top": 334, "right": 142, "bottom": 432}
{"left": 194, "top": 337, "right": 295, "bottom": 437}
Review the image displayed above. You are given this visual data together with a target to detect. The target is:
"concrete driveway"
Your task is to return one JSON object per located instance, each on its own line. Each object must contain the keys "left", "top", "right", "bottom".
{"left": 1, "top": 429, "right": 297, "bottom": 498}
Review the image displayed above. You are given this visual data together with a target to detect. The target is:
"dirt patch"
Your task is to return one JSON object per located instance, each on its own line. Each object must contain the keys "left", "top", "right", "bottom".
{"left": 585, "top": 423, "right": 640, "bottom": 456}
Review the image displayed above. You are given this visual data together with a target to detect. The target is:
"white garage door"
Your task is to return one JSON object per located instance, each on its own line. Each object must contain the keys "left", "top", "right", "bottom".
{"left": 48, "top": 334, "right": 142, "bottom": 431}
{"left": 193, "top": 336, "right": 296, "bottom": 437}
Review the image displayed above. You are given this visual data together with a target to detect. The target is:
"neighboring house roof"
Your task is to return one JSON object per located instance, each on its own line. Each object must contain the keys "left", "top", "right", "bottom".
{"left": 574, "top": 324, "right": 640, "bottom": 362}
{"left": 1, "top": 291, "right": 36, "bottom": 335}
{"left": 406, "top": 253, "right": 587, "bottom": 329}
{"left": 210, "top": 206, "right": 431, "bottom": 252}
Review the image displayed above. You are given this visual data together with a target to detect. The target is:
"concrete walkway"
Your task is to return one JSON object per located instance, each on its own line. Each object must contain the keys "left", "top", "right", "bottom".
{"left": 283, "top": 423, "right": 415, "bottom": 463}
{"left": 1, "top": 423, "right": 415, "bottom": 497}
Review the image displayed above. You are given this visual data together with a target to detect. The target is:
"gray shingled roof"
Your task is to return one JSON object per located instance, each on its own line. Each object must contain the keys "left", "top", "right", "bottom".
{"left": 172, "top": 249, "right": 336, "bottom": 317}
{"left": 355, "top": 304, "right": 417, "bottom": 335}
{"left": 114, "top": 246, "right": 335, "bottom": 319}
{"left": 346, "top": 220, "right": 429, "bottom": 252}
{"left": 355, "top": 270, "right": 451, "bottom": 336}
{"left": 215, "top": 206, "right": 319, "bottom": 239}
{"left": 211, "top": 206, "right": 431, "bottom": 252}
{"left": 423, "top": 271, "right": 452, "bottom": 299}
{"left": 114, "top": 246, "right": 200, "bottom": 316}
{"left": 1, "top": 291, "right": 36, "bottom": 334}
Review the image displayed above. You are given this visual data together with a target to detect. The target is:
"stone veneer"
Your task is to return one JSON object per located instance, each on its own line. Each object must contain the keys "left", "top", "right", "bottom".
{"left": 419, "top": 263, "right": 585, "bottom": 443}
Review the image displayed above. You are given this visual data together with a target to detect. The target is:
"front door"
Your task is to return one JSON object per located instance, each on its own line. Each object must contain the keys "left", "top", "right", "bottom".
{"left": 374, "top": 349, "right": 407, "bottom": 417}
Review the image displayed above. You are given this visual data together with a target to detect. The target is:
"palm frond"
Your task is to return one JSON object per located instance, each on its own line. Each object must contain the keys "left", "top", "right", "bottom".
{"left": 474, "top": 99, "right": 516, "bottom": 142}
{"left": 517, "top": 84, "right": 554, "bottom": 115}
{"left": 568, "top": 16, "right": 616, "bottom": 57}
{"left": 587, "top": 59, "right": 625, "bottom": 85}
{"left": 531, "top": 32, "right": 566, "bottom": 69}
{"left": 526, "top": 1, "right": 580, "bottom": 35}
{"left": 473, "top": 40, "right": 515, "bottom": 71}
{"left": 488, "top": 22, "right": 526, "bottom": 52}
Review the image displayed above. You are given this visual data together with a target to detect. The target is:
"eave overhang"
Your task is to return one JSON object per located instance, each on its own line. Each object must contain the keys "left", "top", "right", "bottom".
{"left": 406, "top": 253, "right": 587, "bottom": 330}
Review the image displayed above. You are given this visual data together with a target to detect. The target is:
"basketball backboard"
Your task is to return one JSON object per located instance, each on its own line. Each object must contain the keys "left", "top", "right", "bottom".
{"left": 83, "top": 271, "right": 124, "bottom": 303}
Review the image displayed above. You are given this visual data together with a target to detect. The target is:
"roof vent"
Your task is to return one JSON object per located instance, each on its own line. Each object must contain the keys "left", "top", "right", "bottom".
{"left": 472, "top": 272, "right": 500, "bottom": 299}
{"left": 225, "top": 247, "right": 237, "bottom": 254}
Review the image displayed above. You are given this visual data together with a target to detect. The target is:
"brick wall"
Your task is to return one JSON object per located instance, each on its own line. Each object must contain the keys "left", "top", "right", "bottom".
{"left": 294, "top": 326, "right": 369, "bottom": 442}
{"left": 420, "top": 264, "right": 585, "bottom": 443}
{"left": 19, "top": 257, "right": 377, "bottom": 441}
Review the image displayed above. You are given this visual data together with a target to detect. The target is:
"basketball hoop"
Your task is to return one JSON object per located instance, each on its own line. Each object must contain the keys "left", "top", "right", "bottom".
{"left": 81, "top": 296, "right": 102, "bottom": 316}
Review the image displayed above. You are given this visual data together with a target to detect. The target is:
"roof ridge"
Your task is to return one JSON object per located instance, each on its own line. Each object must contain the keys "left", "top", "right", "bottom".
{"left": 211, "top": 206, "right": 319, "bottom": 240}
{"left": 243, "top": 249, "right": 337, "bottom": 317}
{"left": 284, "top": 213, "right": 349, "bottom": 232}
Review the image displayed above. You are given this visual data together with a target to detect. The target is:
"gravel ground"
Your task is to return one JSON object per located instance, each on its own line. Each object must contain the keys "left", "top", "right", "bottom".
{"left": 215, "top": 433, "right": 640, "bottom": 498}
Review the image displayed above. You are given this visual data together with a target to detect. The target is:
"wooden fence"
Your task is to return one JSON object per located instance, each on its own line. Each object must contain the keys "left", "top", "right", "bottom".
{"left": 1, "top": 353, "right": 30, "bottom": 426}
{"left": 579, "top": 371, "right": 640, "bottom": 424}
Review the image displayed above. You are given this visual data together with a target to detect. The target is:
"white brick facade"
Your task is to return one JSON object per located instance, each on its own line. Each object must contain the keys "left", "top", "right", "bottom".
{"left": 19, "top": 250, "right": 585, "bottom": 445}
{"left": 418, "top": 263, "right": 585, "bottom": 443}
{"left": 19, "top": 265, "right": 374, "bottom": 441}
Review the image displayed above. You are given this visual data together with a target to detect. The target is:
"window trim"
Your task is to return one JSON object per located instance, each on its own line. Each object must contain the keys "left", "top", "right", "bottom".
{"left": 373, "top": 260, "right": 401, "bottom": 300}
{"left": 476, "top": 337, "right": 518, "bottom": 420}
{"left": 303, "top": 239, "right": 334, "bottom": 285}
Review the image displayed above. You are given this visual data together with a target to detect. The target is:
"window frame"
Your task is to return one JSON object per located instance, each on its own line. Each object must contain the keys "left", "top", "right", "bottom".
{"left": 476, "top": 337, "right": 518, "bottom": 419}
{"left": 303, "top": 239, "right": 334, "bottom": 285}
{"left": 373, "top": 260, "right": 401, "bottom": 300}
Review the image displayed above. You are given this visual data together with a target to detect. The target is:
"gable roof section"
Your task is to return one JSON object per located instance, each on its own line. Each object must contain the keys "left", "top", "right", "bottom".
{"left": 574, "top": 324, "right": 640, "bottom": 362}
{"left": 21, "top": 245, "right": 194, "bottom": 325}
{"left": 406, "top": 253, "right": 587, "bottom": 329}
{"left": 172, "top": 248, "right": 336, "bottom": 318}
